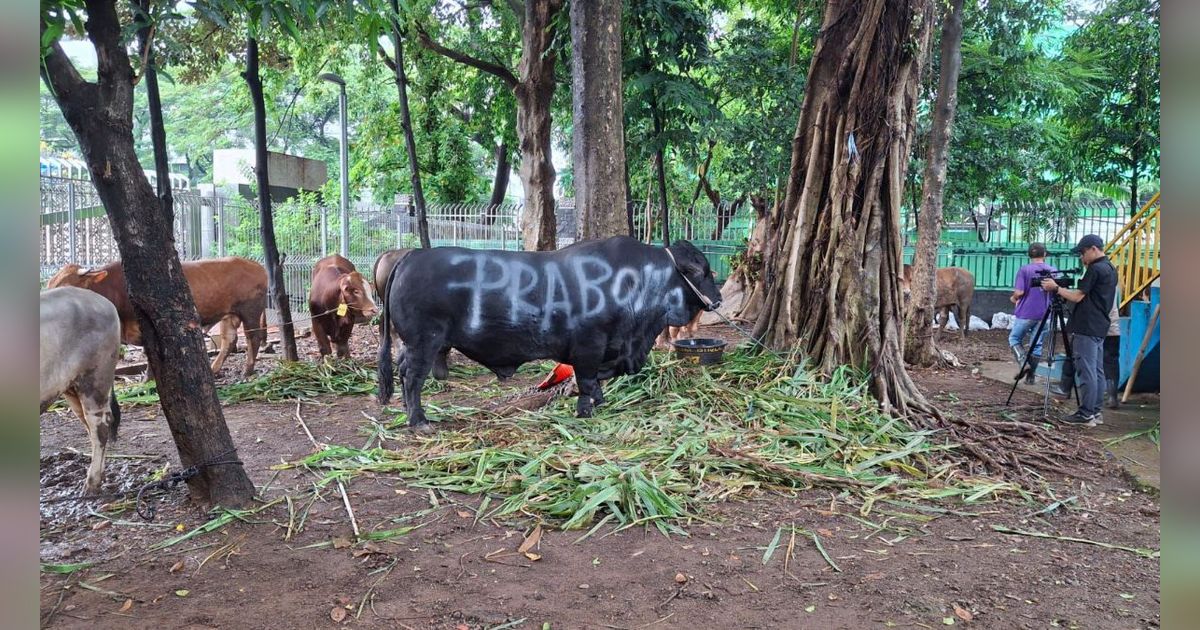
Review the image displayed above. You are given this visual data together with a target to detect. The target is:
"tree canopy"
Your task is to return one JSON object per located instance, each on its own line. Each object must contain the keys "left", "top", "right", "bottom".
{"left": 39, "top": 0, "right": 1159, "bottom": 215}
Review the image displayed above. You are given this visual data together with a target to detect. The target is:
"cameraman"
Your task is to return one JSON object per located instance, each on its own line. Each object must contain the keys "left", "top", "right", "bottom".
{"left": 1040, "top": 234, "right": 1117, "bottom": 426}
{"left": 1008, "top": 243, "right": 1056, "bottom": 383}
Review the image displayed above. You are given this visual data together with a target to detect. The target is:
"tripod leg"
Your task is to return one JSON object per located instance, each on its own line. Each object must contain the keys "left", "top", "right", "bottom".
{"left": 1006, "top": 307, "right": 1053, "bottom": 406}
{"left": 1057, "top": 311, "right": 1080, "bottom": 406}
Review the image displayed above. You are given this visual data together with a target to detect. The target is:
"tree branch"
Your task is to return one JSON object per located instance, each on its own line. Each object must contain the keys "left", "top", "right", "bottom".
{"left": 413, "top": 23, "right": 519, "bottom": 87}
{"left": 377, "top": 44, "right": 397, "bottom": 72}
{"left": 39, "top": 28, "right": 95, "bottom": 108}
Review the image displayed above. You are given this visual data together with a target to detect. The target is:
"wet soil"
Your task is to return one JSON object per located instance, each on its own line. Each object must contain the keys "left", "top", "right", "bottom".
{"left": 41, "top": 324, "right": 1161, "bottom": 629}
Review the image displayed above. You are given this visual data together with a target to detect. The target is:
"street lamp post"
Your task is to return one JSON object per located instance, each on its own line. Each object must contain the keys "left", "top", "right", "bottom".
{"left": 319, "top": 72, "right": 350, "bottom": 258}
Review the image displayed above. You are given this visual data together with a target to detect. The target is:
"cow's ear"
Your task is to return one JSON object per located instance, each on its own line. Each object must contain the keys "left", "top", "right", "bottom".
{"left": 88, "top": 270, "right": 108, "bottom": 283}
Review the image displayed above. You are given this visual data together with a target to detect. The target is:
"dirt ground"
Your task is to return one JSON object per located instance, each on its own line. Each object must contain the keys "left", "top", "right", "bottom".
{"left": 40, "top": 324, "right": 1161, "bottom": 629}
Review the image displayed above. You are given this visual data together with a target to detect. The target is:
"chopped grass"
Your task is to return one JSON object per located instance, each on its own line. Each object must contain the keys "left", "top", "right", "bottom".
{"left": 1104, "top": 421, "right": 1160, "bottom": 450}
{"left": 284, "top": 349, "right": 1013, "bottom": 535}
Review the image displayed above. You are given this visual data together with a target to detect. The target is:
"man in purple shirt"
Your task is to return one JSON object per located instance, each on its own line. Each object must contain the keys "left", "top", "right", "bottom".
{"left": 1008, "top": 243, "right": 1057, "bottom": 383}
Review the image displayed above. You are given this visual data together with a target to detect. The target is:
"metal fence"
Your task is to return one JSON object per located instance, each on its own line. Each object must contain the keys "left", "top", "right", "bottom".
{"left": 899, "top": 200, "right": 1138, "bottom": 290}
{"left": 39, "top": 176, "right": 756, "bottom": 323}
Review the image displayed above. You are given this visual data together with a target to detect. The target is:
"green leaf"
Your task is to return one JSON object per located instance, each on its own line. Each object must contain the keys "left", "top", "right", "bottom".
{"left": 40, "top": 562, "right": 93, "bottom": 574}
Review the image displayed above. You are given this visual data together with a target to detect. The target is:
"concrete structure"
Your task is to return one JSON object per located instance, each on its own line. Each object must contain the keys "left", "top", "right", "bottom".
{"left": 211, "top": 149, "right": 328, "bottom": 203}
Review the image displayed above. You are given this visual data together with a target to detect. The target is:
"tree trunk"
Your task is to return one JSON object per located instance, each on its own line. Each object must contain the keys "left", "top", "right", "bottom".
{"left": 904, "top": 0, "right": 964, "bottom": 367}
{"left": 136, "top": 3, "right": 171, "bottom": 213}
{"left": 489, "top": 141, "right": 511, "bottom": 209}
{"left": 41, "top": 0, "right": 255, "bottom": 507}
{"left": 752, "top": 0, "right": 936, "bottom": 417}
{"left": 623, "top": 141, "right": 636, "bottom": 237}
{"left": 516, "top": 0, "right": 563, "bottom": 251}
{"left": 651, "top": 104, "right": 670, "bottom": 247}
{"left": 570, "top": 0, "right": 628, "bottom": 240}
{"left": 243, "top": 36, "right": 298, "bottom": 361}
{"left": 390, "top": 2, "right": 432, "bottom": 249}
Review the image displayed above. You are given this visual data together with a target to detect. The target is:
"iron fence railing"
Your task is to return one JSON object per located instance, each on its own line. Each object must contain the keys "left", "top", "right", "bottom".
{"left": 39, "top": 176, "right": 755, "bottom": 322}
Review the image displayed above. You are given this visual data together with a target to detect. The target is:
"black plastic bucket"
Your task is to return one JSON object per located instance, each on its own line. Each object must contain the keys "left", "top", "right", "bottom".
{"left": 672, "top": 338, "right": 727, "bottom": 365}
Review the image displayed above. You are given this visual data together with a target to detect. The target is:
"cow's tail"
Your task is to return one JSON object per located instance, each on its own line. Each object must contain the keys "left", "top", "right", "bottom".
{"left": 108, "top": 387, "right": 121, "bottom": 442}
{"left": 377, "top": 255, "right": 405, "bottom": 405}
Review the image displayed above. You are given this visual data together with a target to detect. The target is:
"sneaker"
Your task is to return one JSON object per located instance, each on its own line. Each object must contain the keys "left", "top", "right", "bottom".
{"left": 1090, "top": 412, "right": 1104, "bottom": 425}
{"left": 1049, "top": 385, "right": 1072, "bottom": 398}
{"left": 1060, "top": 411, "right": 1098, "bottom": 427}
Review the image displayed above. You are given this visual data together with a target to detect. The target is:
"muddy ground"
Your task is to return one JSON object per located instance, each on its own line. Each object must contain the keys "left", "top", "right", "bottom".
{"left": 40, "top": 324, "right": 1160, "bottom": 629}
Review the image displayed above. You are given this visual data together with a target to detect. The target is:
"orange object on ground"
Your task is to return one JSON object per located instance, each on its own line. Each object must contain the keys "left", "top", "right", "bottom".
{"left": 537, "top": 363, "right": 575, "bottom": 390}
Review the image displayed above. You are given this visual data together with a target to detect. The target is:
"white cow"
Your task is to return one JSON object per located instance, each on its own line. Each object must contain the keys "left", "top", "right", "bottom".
{"left": 40, "top": 287, "right": 122, "bottom": 493}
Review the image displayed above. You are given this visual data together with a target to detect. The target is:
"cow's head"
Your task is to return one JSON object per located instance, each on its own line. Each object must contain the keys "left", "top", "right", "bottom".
{"left": 46, "top": 264, "right": 109, "bottom": 290}
{"left": 337, "top": 271, "right": 378, "bottom": 320}
{"left": 666, "top": 240, "right": 722, "bottom": 312}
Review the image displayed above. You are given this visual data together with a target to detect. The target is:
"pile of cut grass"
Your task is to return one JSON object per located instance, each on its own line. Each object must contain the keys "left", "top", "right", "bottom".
{"left": 290, "top": 349, "right": 1015, "bottom": 535}
{"left": 108, "top": 359, "right": 380, "bottom": 407}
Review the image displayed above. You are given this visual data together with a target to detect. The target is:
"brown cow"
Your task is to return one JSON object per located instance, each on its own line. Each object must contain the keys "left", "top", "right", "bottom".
{"left": 46, "top": 257, "right": 268, "bottom": 377}
{"left": 655, "top": 269, "right": 716, "bottom": 349}
{"left": 309, "top": 254, "right": 378, "bottom": 359}
{"left": 373, "top": 248, "right": 452, "bottom": 380}
{"left": 901, "top": 264, "right": 976, "bottom": 338}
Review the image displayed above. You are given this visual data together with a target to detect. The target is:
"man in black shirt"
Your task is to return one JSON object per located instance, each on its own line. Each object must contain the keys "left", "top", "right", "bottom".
{"left": 1041, "top": 234, "right": 1117, "bottom": 426}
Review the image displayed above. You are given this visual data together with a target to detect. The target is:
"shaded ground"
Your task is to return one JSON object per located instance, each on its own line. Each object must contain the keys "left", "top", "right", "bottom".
{"left": 40, "top": 324, "right": 1161, "bottom": 629}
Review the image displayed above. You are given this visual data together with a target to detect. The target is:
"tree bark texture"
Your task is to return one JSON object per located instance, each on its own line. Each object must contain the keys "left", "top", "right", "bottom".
{"left": 516, "top": 0, "right": 563, "bottom": 250}
{"left": 651, "top": 104, "right": 670, "bottom": 247}
{"left": 243, "top": 36, "right": 299, "bottom": 362}
{"left": 40, "top": 0, "right": 255, "bottom": 507}
{"left": 570, "top": 0, "right": 628, "bottom": 240}
{"left": 390, "top": 1, "right": 432, "bottom": 248}
{"left": 751, "top": 0, "right": 936, "bottom": 417}
{"left": 904, "top": 0, "right": 964, "bottom": 367}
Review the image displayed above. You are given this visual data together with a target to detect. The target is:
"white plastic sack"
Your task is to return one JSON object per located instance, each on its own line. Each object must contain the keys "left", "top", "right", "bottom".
{"left": 968, "top": 315, "right": 990, "bottom": 331}
{"left": 937, "top": 312, "right": 960, "bottom": 330}
{"left": 991, "top": 312, "right": 1015, "bottom": 330}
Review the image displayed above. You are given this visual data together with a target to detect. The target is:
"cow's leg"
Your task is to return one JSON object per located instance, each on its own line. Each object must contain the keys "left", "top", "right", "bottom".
{"left": 211, "top": 315, "right": 239, "bottom": 374}
{"left": 574, "top": 365, "right": 601, "bottom": 418}
{"left": 80, "top": 391, "right": 112, "bottom": 494}
{"left": 432, "top": 348, "right": 450, "bottom": 380}
{"left": 960, "top": 301, "right": 971, "bottom": 339}
{"left": 242, "top": 317, "right": 263, "bottom": 379}
{"left": 400, "top": 341, "right": 438, "bottom": 431}
{"left": 63, "top": 390, "right": 86, "bottom": 431}
{"left": 335, "top": 325, "right": 352, "bottom": 359}
{"left": 312, "top": 317, "right": 333, "bottom": 357}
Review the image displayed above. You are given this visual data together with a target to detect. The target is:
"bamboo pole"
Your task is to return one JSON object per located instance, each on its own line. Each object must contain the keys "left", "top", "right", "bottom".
{"left": 1121, "top": 303, "right": 1160, "bottom": 403}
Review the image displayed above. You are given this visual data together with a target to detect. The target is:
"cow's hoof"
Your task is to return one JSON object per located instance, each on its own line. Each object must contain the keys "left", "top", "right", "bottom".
{"left": 409, "top": 422, "right": 435, "bottom": 435}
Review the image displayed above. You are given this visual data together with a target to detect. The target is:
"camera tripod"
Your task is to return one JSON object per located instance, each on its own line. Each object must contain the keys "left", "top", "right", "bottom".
{"left": 1005, "top": 294, "right": 1079, "bottom": 416}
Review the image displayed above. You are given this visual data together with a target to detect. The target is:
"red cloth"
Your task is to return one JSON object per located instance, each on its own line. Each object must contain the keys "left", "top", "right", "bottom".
{"left": 537, "top": 363, "right": 574, "bottom": 390}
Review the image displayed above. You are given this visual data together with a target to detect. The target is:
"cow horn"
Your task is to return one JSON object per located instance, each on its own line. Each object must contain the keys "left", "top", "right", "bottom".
{"left": 75, "top": 267, "right": 91, "bottom": 275}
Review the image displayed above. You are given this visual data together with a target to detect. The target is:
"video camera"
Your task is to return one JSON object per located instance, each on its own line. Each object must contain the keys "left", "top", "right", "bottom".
{"left": 1030, "top": 268, "right": 1078, "bottom": 290}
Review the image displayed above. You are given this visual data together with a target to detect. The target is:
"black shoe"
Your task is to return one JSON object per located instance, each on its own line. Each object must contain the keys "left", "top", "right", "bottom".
{"left": 1025, "top": 357, "right": 1039, "bottom": 384}
{"left": 1060, "top": 411, "right": 1098, "bottom": 426}
{"left": 1106, "top": 378, "right": 1120, "bottom": 409}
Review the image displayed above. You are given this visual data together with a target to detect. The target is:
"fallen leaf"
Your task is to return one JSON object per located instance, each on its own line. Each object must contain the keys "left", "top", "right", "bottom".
{"left": 330, "top": 607, "right": 347, "bottom": 622}
{"left": 805, "top": 605, "right": 816, "bottom": 613}
{"left": 455, "top": 624, "right": 469, "bottom": 630}
{"left": 674, "top": 572, "right": 688, "bottom": 584}
{"left": 394, "top": 489, "right": 408, "bottom": 495}
{"left": 175, "top": 590, "right": 189, "bottom": 597}
{"left": 523, "top": 552, "right": 542, "bottom": 561}
{"left": 333, "top": 595, "right": 351, "bottom": 606}
{"left": 118, "top": 599, "right": 132, "bottom": 613}
{"left": 862, "top": 572, "right": 885, "bottom": 581}
{"left": 518, "top": 525, "right": 543, "bottom": 554}
{"left": 92, "top": 520, "right": 111, "bottom": 531}
{"left": 352, "top": 542, "right": 386, "bottom": 558}
{"left": 332, "top": 537, "right": 352, "bottom": 549}
{"left": 817, "top": 528, "right": 833, "bottom": 537}
{"left": 175, "top": 523, "right": 185, "bottom": 532}
{"left": 456, "top": 510, "right": 473, "bottom": 519}
{"left": 169, "top": 560, "right": 185, "bottom": 573}
{"left": 942, "top": 618, "right": 956, "bottom": 626}
{"left": 954, "top": 605, "right": 973, "bottom": 622}
{"left": 1119, "top": 593, "right": 1135, "bottom": 600}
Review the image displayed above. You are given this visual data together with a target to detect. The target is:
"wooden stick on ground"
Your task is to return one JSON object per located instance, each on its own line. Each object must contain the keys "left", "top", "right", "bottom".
{"left": 294, "top": 402, "right": 361, "bottom": 540}
{"left": 1121, "top": 303, "right": 1160, "bottom": 404}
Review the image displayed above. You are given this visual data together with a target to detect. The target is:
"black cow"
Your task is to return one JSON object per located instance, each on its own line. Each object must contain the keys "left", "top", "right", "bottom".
{"left": 378, "top": 236, "right": 722, "bottom": 429}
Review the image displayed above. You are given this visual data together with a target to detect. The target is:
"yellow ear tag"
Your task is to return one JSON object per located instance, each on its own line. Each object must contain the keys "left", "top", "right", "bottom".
{"left": 336, "top": 303, "right": 349, "bottom": 317}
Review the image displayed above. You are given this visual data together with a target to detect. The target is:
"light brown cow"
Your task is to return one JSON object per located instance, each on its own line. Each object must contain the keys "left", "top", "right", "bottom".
{"left": 373, "top": 248, "right": 452, "bottom": 379}
{"left": 309, "top": 254, "right": 378, "bottom": 359}
{"left": 900, "top": 264, "right": 976, "bottom": 338}
{"left": 46, "top": 257, "right": 269, "bottom": 377}
{"left": 655, "top": 269, "right": 716, "bottom": 348}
